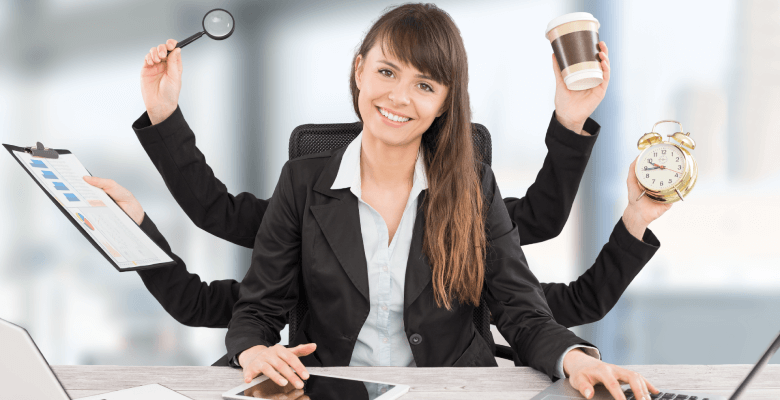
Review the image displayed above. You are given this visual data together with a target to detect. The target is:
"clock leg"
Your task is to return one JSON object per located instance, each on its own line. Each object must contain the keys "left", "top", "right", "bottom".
{"left": 675, "top": 188, "right": 684, "bottom": 201}
{"left": 636, "top": 190, "right": 647, "bottom": 202}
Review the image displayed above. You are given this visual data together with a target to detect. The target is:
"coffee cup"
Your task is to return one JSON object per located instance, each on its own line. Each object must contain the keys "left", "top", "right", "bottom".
{"left": 545, "top": 12, "right": 602, "bottom": 91}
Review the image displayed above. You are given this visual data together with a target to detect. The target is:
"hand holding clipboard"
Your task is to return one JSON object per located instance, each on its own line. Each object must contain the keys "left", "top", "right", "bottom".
{"left": 3, "top": 143, "right": 175, "bottom": 272}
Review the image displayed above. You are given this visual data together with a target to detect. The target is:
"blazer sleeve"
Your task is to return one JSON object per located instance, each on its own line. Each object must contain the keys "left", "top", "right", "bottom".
{"left": 542, "top": 219, "right": 660, "bottom": 328}
{"left": 133, "top": 107, "right": 268, "bottom": 248}
{"left": 225, "top": 162, "right": 302, "bottom": 361}
{"left": 503, "top": 111, "right": 599, "bottom": 245}
{"left": 135, "top": 213, "right": 240, "bottom": 328}
{"left": 480, "top": 164, "right": 596, "bottom": 379}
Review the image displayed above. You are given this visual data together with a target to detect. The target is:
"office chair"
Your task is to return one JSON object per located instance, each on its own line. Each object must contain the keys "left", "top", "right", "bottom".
{"left": 287, "top": 120, "right": 516, "bottom": 362}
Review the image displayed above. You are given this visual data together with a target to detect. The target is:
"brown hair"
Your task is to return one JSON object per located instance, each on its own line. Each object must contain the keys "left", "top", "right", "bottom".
{"left": 349, "top": 3, "right": 485, "bottom": 310}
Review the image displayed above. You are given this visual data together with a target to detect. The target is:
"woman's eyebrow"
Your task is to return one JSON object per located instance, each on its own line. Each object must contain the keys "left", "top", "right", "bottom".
{"left": 379, "top": 60, "right": 434, "bottom": 81}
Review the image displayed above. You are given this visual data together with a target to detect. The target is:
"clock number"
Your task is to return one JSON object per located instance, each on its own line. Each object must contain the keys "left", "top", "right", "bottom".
{"left": 652, "top": 179, "right": 655, "bottom": 184}
{"left": 646, "top": 174, "right": 650, "bottom": 178}
{"left": 678, "top": 165, "right": 682, "bottom": 170}
{"left": 647, "top": 158, "right": 653, "bottom": 164}
{"left": 675, "top": 173, "right": 679, "bottom": 177}
{"left": 653, "top": 152, "right": 658, "bottom": 157}
{"left": 660, "top": 181, "right": 664, "bottom": 186}
{"left": 661, "top": 149, "right": 667, "bottom": 154}
{"left": 676, "top": 157, "right": 680, "bottom": 162}
{"left": 668, "top": 179, "right": 672, "bottom": 184}
{"left": 644, "top": 166, "right": 648, "bottom": 170}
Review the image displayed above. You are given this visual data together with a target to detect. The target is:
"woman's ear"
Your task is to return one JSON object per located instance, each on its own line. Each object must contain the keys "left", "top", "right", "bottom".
{"left": 354, "top": 55, "right": 364, "bottom": 91}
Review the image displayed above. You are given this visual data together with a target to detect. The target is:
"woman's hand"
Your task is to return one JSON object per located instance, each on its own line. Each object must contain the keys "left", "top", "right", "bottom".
{"left": 563, "top": 349, "right": 658, "bottom": 400}
{"left": 141, "top": 39, "right": 182, "bottom": 125}
{"left": 553, "top": 41, "right": 611, "bottom": 134}
{"left": 622, "top": 158, "right": 673, "bottom": 240}
{"left": 238, "top": 343, "right": 317, "bottom": 388}
{"left": 82, "top": 176, "right": 145, "bottom": 225}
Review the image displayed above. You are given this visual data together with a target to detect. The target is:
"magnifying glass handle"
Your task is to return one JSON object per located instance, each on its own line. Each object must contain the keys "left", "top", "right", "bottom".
{"left": 168, "top": 31, "right": 205, "bottom": 54}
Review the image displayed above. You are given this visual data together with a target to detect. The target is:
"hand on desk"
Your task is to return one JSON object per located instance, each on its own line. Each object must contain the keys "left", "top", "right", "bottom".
{"left": 563, "top": 349, "right": 658, "bottom": 400}
{"left": 83, "top": 176, "right": 144, "bottom": 225}
{"left": 239, "top": 343, "right": 317, "bottom": 388}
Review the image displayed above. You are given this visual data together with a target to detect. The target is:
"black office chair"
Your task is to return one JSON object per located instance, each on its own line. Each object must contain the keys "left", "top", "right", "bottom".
{"left": 287, "top": 121, "right": 516, "bottom": 362}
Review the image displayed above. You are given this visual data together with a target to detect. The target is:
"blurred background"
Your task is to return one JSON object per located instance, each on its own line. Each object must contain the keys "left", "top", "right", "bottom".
{"left": 0, "top": 0, "right": 778, "bottom": 367}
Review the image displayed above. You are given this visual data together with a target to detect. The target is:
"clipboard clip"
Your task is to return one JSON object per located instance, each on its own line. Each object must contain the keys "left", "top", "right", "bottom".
{"left": 25, "top": 142, "right": 59, "bottom": 159}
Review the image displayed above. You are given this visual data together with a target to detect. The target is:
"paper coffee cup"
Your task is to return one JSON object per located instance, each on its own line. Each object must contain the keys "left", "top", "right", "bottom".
{"left": 545, "top": 12, "right": 603, "bottom": 91}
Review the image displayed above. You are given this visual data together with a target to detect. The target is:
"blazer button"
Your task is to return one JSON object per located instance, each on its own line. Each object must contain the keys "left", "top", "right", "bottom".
{"left": 409, "top": 333, "right": 422, "bottom": 345}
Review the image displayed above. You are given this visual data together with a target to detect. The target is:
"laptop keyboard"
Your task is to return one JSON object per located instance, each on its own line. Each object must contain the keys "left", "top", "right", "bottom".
{"left": 624, "top": 389, "right": 710, "bottom": 400}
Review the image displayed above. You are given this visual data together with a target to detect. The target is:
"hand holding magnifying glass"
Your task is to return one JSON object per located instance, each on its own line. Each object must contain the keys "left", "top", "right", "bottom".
{"left": 141, "top": 9, "right": 235, "bottom": 125}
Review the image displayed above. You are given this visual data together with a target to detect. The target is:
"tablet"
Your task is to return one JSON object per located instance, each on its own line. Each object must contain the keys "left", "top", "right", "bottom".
{"left": 222, "top": 373, "right": 409, "bottom": 400}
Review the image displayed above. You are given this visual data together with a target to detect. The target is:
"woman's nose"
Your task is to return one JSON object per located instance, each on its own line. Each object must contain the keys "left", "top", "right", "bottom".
{"left": 388, "top": 83, "right": 411, "bottom": 106}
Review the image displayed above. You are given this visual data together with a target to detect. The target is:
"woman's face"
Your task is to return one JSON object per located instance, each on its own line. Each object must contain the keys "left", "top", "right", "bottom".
{"left": 354, "top": 43, "right": 449, "bottom": 147}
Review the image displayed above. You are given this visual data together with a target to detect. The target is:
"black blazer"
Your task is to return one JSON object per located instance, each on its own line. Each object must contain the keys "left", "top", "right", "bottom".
{"left": 132, "top": 107, "right": 660, "bottom": 330}
{"left": 224, "top": 145, "right": 593, "bottom": 378}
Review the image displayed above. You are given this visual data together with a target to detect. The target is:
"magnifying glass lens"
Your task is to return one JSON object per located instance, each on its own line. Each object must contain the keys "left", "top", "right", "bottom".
{"left": 204, "top": 10, "right": 233, "bottom": 38}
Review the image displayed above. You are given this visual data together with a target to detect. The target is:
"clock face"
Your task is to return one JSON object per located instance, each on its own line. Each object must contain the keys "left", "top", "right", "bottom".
{"left": 636, "top": 143, "right": 686, "bottom": 191}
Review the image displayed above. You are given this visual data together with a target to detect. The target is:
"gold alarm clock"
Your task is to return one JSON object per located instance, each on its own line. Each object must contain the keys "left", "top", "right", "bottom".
{"left": 634, "top": 120, "right": 698, "bottom": 204}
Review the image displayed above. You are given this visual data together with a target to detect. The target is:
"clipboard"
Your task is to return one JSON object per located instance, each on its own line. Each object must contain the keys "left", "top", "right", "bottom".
{"left": 3, "top": 142, "right": 176, "bottom": 272}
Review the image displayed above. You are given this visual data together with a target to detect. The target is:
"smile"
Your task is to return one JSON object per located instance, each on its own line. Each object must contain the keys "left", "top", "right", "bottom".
{"left": 377, "top": 106, "right": 412, "bottom": 123}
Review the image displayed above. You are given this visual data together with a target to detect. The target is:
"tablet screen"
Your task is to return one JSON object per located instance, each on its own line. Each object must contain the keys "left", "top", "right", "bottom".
{"left": 235, "top": 375, "right": 397, "bottom": 400}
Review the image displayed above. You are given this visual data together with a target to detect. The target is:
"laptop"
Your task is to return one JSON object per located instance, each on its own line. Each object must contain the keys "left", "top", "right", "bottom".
{"left": 531, "top": 330, "right": 780, "bottom": 400}
{"left": 0, "top": 317, "right": 192, "bottom": 400}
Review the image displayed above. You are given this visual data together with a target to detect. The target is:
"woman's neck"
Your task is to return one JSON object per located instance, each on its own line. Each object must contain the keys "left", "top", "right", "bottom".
{"left": 360, "top": 132, "right": 420, "bottom": 189}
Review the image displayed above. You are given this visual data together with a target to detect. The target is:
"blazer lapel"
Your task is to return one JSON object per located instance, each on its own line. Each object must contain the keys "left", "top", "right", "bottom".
{"left": 404, "top": 191, "right": 432, "bottom": 311}
{"left": 311, "top": 147, "right": 370, "bottom": 301}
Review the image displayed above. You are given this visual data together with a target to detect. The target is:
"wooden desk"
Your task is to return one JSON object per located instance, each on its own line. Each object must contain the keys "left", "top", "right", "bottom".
{"left": 54, "top": 365, "right": 780, "bottom": 400}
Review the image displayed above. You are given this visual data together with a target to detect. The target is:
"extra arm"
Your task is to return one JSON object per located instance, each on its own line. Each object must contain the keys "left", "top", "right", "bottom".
{"left": 542, "top": 220, "right": 660, "bottom": 328}
{"left": 133, "top": 107, "right": 268, "bottom": 248}
{"left": 136, "top": 213, "right": 240, "bottom": 328}
{"left": 502, "top": 112, "right": 599, "bottom": 245}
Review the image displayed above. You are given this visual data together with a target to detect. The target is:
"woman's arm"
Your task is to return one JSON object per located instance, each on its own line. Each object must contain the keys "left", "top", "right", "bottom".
{"left": 538, "top": 158, "right": 671, "bottom": 328}
{"left": 481, "top": 164, "right": 658, "bottom": 400}
{"left": 83, "top": 176, "right": 240, "bottom": 328}
{"left": 225, "top": 162, "right": 314, "bottom": 387}
{"left": 502, "top": 112, "right": 599, "bottom": 245}
{"left": 132, "top": 107, "right": 268, "bottom": 248}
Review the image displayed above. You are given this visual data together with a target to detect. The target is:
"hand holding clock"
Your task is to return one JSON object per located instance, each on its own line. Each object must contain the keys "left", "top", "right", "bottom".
{"left": 622, "top": 158, "right": 672, "bottom": 241}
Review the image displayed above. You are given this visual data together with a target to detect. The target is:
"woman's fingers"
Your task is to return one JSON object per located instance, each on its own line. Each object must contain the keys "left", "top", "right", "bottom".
{"left": 259, "top": 363, "right": 289, "bottom": 387}
{"left": 268, "top": 355, "right": 304, "bottom": 389}
{"left": 165, "top": 38, "right": 178, "bottom": 51}
{"left": 157, "top": 43, "right": 168, "bottom": 60}
{"left": 289, "top": 343, "right": 317, "bottom": 358}
{"left": 573, "top": 377, "right": 596, "bottom": 399}
{"left": 279, "top": 348, "right": 310, "bottom": 380}
{"left": 599, "top": 373, "right": 627, "bottom": 400}
{"left": 617, "top": 368, "right": 650, "bottom": 400}
{"left": 551, "top": 53, "right": 565, "bottom": 88}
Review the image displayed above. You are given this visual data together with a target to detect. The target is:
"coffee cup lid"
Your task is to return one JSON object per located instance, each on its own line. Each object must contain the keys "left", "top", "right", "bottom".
{"left": 545, "top": 12, "right": 600, "bottom": 36}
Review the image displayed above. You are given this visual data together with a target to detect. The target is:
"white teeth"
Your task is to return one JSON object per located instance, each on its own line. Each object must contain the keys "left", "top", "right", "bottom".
{"left": 379, "top": 107, "right": 410, "bottom": 122}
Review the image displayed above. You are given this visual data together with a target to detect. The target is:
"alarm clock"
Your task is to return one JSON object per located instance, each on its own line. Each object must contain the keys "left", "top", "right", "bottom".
{"left": 634, "top": 120, "right": 698, "bottom": 204}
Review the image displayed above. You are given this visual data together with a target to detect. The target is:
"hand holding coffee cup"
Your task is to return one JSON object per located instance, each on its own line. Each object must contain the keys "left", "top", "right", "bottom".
{"left": 547, "top": 12, "right": 611, "bottom": 134}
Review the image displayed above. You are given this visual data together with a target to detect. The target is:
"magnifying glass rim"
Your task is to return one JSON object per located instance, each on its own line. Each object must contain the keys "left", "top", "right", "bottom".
{"left": 202, "top": 8, "right": 235, "bottom": 40}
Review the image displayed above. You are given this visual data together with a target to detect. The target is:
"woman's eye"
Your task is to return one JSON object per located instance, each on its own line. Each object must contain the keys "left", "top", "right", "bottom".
{"left": 418, "top": 83, "right": 433, "bottom": 92}
{"left": 379, "top": 69, "right": 394, "bottom": 78}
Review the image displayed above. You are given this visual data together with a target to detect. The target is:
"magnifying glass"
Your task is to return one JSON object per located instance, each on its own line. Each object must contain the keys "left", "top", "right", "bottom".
{"left": 168, "top": 8, "right": 235, "bottom": 54}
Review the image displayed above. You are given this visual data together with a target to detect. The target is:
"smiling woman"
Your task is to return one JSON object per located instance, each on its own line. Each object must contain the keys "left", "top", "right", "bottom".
{"left": 98, "top": 2, "right": 670, "bottom": 399}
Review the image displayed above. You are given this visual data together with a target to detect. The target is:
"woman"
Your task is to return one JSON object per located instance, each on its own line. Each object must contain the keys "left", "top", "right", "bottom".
{"left": 215, "top": 4, "right": 663, "bottom": 400}
{"left": 117, "top": 2, "right": 661, "bottom": 336}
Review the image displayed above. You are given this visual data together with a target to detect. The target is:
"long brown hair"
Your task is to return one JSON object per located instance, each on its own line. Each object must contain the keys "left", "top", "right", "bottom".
{"left": 349, "top": 3, "right": 485, "bottom": 310}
